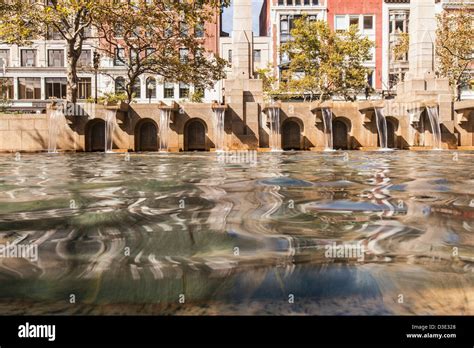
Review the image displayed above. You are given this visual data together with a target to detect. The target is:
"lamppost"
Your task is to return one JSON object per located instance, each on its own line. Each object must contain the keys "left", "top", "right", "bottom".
{"left": 147, "top": 81, "right": 154, "bottom": 104}
{"left": 93, "top": 52, "right": 100, "bottom": 104}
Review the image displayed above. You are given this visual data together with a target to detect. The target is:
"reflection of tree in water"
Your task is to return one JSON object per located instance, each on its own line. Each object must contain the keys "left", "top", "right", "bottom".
{"left": 0, "top": 152, "right": 473, "bottom": 314}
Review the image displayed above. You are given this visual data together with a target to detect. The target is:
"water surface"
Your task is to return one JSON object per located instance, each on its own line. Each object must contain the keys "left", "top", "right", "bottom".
{"left": 0, "top": 151, "right": 473, "bottom": 315}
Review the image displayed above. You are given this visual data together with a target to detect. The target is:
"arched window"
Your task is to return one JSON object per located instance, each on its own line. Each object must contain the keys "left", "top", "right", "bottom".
{"left": 146, "top": 77, "right": 156, "bottom": 99}
{"left": 115, "top": 76, "right": 126, "bottom": 94}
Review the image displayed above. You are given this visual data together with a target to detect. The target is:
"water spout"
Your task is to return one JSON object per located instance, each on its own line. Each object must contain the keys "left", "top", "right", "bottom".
{"left": 374, "top": 107, "right": 389, "bottom": 150}
{"left": 159, "top": 109, "right": 172, "bottom": 152}
{"left": 321, "top": 108, "right": 334, "bottom": 151}
{"left": 213, "top": 108, "right": 226, "bottom": 152}
{"left": 426, "top": 106, "right": 442, "bottom": 150}
{"left": 105, "top": 110, "right": 116, "bottom": 153}
{"left": 267, "top": 106, "right": 281, "bottom": 151}
{"left": 48, "top": 108, "right": 63, "bottom": 154}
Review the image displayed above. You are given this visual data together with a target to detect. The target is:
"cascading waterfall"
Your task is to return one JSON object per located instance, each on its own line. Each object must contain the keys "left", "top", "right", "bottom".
{"left": 213, "top": 108, "right": 226, "bottom": 152}
{"left": 374, "top": 107, "right": 389, "bottom": 150}
{"left": 267, "top": 106, "right": 281, "bottom": 151}
{"left": 426, "top": 106, "right": 442, "bottom": 150}
{"left": 159, "top": 109, "right": 171, "bottom": 152}
{"left": 105, "top": 110, "right": 116, "bottom": 153}
{"left": 48, "top": 108, "right": 63, "bottom": 154}
{"left": 321, "top": 108, "right": 334, "bottom": 151}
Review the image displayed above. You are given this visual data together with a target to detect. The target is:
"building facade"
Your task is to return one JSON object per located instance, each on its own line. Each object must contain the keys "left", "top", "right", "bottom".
{"left": 326, "top": 0, "right": 383, "bottom": 90}
{"left": 268, "top": 0, "right": 328, "bottom": 80}
{"left": 0, "top": 9, "right": 222, "bottom": 111}
{"left": 382, "top": 0, "right": 410, "bottom": 92}
{"left": 0, "top": 30, "right": 96, "bottom": 112}
{"left": 0, "top": 0, "right": 473, "bottom": 112}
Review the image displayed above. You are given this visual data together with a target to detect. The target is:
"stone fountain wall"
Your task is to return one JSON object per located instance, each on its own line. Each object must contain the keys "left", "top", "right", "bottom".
{"left": 1, "top": 99, "right": 472, "bottom": 153}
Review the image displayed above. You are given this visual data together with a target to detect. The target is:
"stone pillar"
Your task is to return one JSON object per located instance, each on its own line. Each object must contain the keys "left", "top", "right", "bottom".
{"left": 231, "top": 0, "right": 253, "bottom": 79}
{"left": 408, "top": 0, "right": 436, "bottom": 79}
{"left": 224, "top": 0, "right": 263, "bottom": 150}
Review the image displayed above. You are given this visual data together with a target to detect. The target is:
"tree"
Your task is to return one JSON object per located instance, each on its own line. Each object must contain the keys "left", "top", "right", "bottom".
{"left": 280, "top": 17, "right": 373, "bottom": 101}
{"left": 94, "top": 0, "right": 228, "bottom": 103}
{"left": 256, "top": 64, "right": 278, "bottom": 102}
{"left": 436, "top": 7, "right": 474, "bottom": 101}
{"left": 0, "top": 0, "right": 98, "bottom": 104}
{"left": 392, "top": 32, "right": 409, "bottom": 62}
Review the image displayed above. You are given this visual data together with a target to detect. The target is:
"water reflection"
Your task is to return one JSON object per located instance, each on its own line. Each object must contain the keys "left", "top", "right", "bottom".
{"left": 0, "top": 151, "right": 473, "bottom": 315}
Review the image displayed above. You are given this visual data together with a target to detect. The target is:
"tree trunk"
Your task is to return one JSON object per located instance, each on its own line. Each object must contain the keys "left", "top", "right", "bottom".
{"left": 66, "top": 41, "right": 80, "bottom": 104}
{"left": 126, "top": 81, "right": 133, "bottom": 104}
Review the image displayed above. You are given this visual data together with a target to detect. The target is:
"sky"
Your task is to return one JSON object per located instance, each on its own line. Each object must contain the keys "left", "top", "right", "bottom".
{"left": 222, "top": 0, "right": 264, "bottom": 35}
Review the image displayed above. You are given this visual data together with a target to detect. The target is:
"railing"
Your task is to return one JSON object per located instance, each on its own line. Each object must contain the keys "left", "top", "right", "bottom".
{"left": 275, "top": 0, "right": 326, "bottom": 7}
{"left": 442, "top": 0, "right": 474, "bottom": 8}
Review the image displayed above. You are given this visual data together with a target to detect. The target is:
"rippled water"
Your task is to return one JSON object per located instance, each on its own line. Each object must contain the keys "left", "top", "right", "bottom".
{"left": 0, "top": 151, "right": 473, "bottom": 315}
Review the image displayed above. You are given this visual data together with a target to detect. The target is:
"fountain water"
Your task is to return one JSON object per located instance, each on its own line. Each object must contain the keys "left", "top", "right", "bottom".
{"left": 426, "top": 106, "right": 442, "bottom": 150}
{"left": 374, "top": 107, "right": 389, "bottom": 150}
{"left": 104, "top": 110, "right": 116, "bottom": 153}
{"left": 321, "top": 108, "right": 334, "bottom": 151}
{"left": 213, "top": 108, "right": 226, "bottom": 152}
{"left": 267, "top": 106, "right": 281, "bottom": 151}
{"left": 159, "top": 109, "right": 172, "bottom": 152}
{"left": 48, "top": 107, "right": 63, "bottom": 154}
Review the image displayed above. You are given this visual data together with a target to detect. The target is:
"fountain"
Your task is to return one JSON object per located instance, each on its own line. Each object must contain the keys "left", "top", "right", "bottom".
{"left": 212, "top": 107, "right": 226, "bottom": 152}
{"left": 267, "top": 106, "right": 281, "bottom": 151}
{"left": 321, "top": 108, "right": 334, "bottom": 151}
{"left": 159, "top": 109, "right": 171, "bottom": 152}
{"left": 48, "top": 105, "right": 63, "bottom": 154}
{"left": 104, "top": 110, "right": 116, "bottom": 153}
{"left": 374, "top": 107, "right": 389, "bottom": 150}
{"left": 426, "top": 106, "right": 442, "bottom": 150}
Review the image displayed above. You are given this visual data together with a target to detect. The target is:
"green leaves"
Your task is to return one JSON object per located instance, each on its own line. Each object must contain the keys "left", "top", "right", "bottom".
{"left": 393, "top": 32, "right": 409, "bottom": 61}
{"left": 94, "top": 0, "right": 227, "bottom": 103}
{"left": 280, "top": 17, "right": 374, "bottom": 101}
{"left": 436, "top": 8, "right": 474, "bottom": 100}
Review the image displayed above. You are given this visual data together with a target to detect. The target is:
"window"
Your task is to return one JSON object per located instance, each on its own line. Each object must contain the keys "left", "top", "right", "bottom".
{"left": 254, "top": 49, "right": 261, "bottom": 63}
{"left": 146, "top": 48, "right": 156, "bottom": 58}
{"left": 179, "top": 83, "right": 189, "bottom": 99}
{"left": 179, "top": 48, "right": 188, "bottom": 63}
{"left": 0, "top": 50, "right": 9, "bottom": 67}
{"left": 280, "top": 18, "right": 289, "bottom": 34}
{"left": 369, "top": 48, "right": 375, "bottom": 62}
{"left": 115, "top": 24, "right": 124, "bottom": 38}
{"left": 0, "top": 78, "right": 13, "bottom": 99}
{"left": 132, "top": 78, "right": 141, "bottom": 99}
{"left": 130, "top": 49, "right": 139, "bottom": 65}
{"left": 115, "top": 77, "right": 126, "bottom": 94}
{"left": 47, "top": 27, "right": 63, "bottom": 40}
{"left": 18, "top": 77, "right": 41, "bottom": 99}
{"left": 164, "top": 82, "right": 174, "bottom": 98}
{"left": 146, "top": 77, "right": 156, "bottom": 99}
{"left": 114, "top": 48, "right": 126, "bottom": 66}
{"left": 78, "top": 78, "right": 91, "bottom": 99}
{"left": 195, "top": 23, "right": 204, "bottom": 38}
{"left": 395, "top": 19, "right": 404, "bottom": 32}
{"left": 48, "top": 49, "right": 64, "bottom": 67}
{"left": 349, "top": 16, "right": 359, "bottom": 29}
{"left": 228, "top": 49, "right": 232, "bottom": 64}
{"left": 179, "top": 22, "right": 188, "bottom": 37}
{"left": 21, "top": 49, "right": 36, "bottom": 67}
{"left": 45, "top": 77, "right": 67, "bottom": 99}
{"left": 78, "top": 50, "right": 91, "bottom": 67}
{"left": 83, "top": 25, "right": 92, "bottom": 38}
{"left": 335, "top": 16, "right": 347, "bottom": 31}
{"left": 164, "top": 24, "right": 173, "bottom": 38}
{"left": 363, "top": 16, "right": 374, "bottom": 30}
